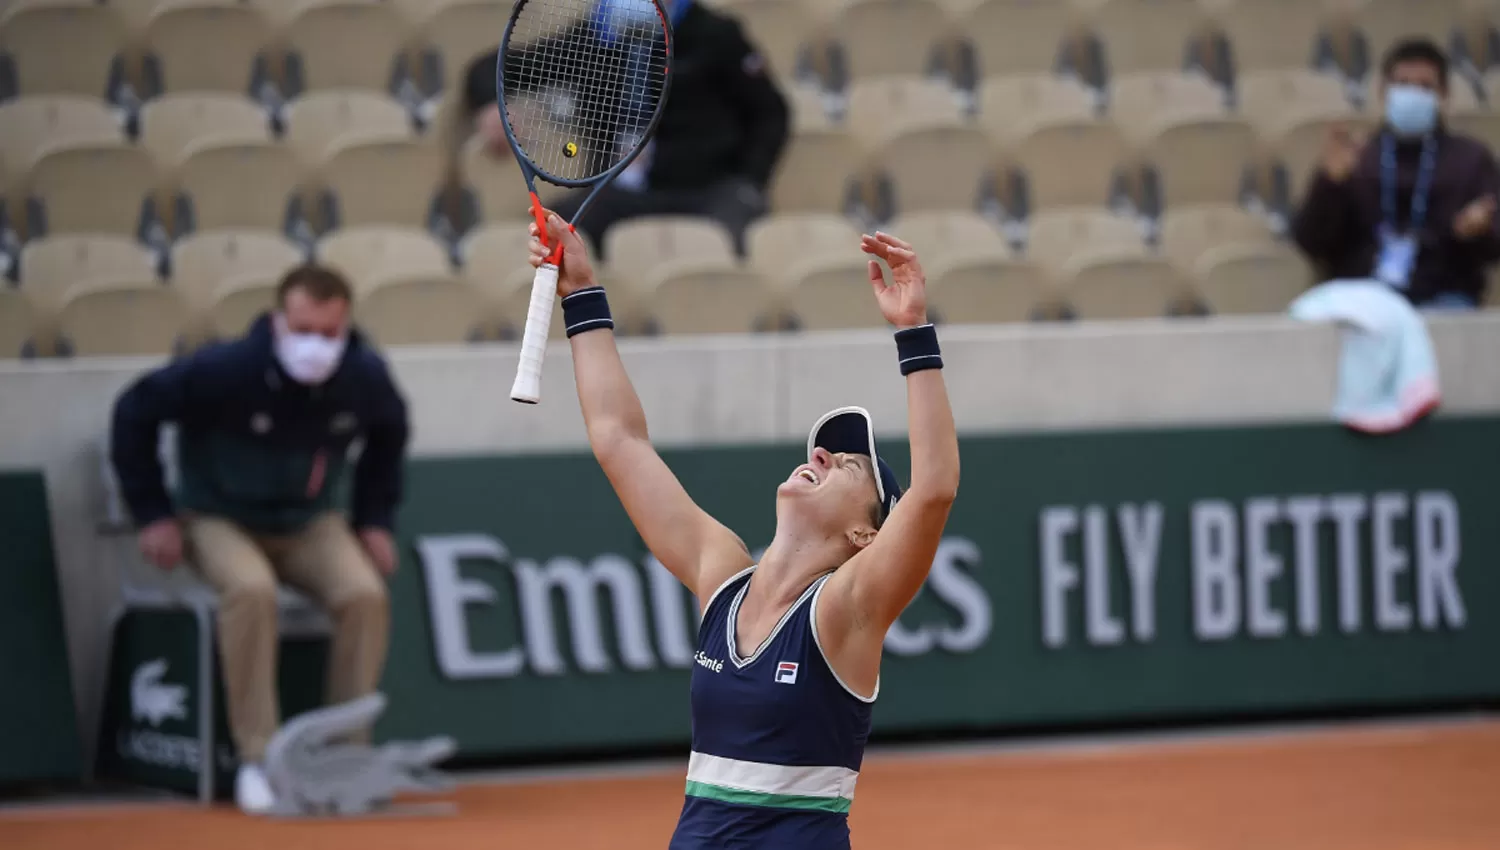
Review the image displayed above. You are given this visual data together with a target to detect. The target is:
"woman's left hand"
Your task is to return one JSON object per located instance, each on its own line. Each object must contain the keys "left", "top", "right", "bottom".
{"left": 861, "top": 231, "right": 929, "bottom": 329}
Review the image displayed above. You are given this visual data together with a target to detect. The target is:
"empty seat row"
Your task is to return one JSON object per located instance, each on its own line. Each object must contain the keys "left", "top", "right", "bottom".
{"left": 692, "top": 0, "right": 1499, "bottom": 87}
{"left": 0, "top": 208, "right": 1320, "bottom": 357}
{"left": 0, "top": 0, "right": 505, "bottom": 101}
{"left": 6, "top": 0, "right": 1497, "bottom": 105}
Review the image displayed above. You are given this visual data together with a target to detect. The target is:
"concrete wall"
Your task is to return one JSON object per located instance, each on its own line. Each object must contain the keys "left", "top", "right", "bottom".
{"left": 3, "top": 312, "right": 1499, "bottom": 773}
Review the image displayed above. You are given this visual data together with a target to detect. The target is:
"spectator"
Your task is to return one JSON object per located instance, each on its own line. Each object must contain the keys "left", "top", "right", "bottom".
{"left": 1292, "top": 38, "right": 1500, "bottom": 310}
{"left": 108, "top": 266, "right": 409, "bottom": 815}
{"left": 463, "top": 0, "right": 790, "bottom": 256}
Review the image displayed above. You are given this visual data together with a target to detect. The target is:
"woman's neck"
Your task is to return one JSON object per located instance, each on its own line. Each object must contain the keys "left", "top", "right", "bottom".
{"left": 751, "top": 533, "right": 847, "bottom": 606}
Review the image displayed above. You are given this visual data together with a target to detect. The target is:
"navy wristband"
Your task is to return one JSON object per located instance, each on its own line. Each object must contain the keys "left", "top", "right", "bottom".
{"left": 561, "top": 286, "right": 614, "bottom": 338}
{"left": 894, "top": 323, "right": 942, "bottom": 375}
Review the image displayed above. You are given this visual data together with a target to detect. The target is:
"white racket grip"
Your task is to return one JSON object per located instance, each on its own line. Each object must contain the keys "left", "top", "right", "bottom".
{"left": 509, "top": 263, "right": 558, "bottom": 404}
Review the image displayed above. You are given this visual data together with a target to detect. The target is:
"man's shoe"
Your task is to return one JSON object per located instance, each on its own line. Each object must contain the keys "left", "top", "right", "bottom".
{"left": 236, "top": 763, "right": 276, "bottom": 814}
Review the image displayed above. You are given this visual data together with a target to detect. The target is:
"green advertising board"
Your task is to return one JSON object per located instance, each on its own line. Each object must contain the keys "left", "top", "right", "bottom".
{"left": 0, "top": 471, "right": 83, "bottom": 785}
{"left": 373, "top": 416, "right": 1500, "bottom": 761}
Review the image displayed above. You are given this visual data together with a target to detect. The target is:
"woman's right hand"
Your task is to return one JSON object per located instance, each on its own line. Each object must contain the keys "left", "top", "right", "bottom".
{"left": 529, "top": 211, "right": 597, "bottom": 298}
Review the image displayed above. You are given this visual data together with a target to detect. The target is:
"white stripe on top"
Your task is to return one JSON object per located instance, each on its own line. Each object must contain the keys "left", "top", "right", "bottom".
{"left": 687, "top": 752, "right": 859, "bottom": 801}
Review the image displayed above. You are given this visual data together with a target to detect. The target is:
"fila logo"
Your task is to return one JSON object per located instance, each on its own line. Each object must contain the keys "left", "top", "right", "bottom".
{"left": 775, "top": 661, "right": 799, "bottom": 685}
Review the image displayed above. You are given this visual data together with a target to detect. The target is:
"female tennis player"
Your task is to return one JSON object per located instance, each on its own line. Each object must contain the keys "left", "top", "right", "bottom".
{"left": 527, "top": 210, "right": 959, "bottom": 849}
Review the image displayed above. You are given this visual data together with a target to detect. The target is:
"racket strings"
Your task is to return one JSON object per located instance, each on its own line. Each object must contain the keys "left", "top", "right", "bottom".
{"left": 501, "top": 0, "right": 669, "bottom": 183}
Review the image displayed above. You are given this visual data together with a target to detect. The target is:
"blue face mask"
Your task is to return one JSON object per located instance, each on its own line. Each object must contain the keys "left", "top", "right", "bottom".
{"left": 1385, "top": 84, "right": 1439, "bottom": 138}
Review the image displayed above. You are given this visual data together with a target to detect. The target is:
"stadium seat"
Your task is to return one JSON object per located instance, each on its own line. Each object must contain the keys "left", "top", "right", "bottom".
{"left": 886, "top": 210, "right": 1008, "bottom": 258}
{"left": 0, "top": 0, "right": 128, "bottom": 98}
{"left": 603, "top": 216, "right": 737, "bottom": 285}
{"left": 355, "top": 274, "right": 485, "bottom": 347}
{"left": 142, "top": 1, "right": 274, "bottom": 96}
{"left": 846, "top": 76, "right": 965, "bottom": 143}
{"left": 283, "top": 90, "right": 413, "bottom": 167}
{"left": 1088, "top": 0, "right": 1207, "bottom": 76}
{"left": 1355, "top": 0, "right": 1463, "bottom": 66}
{"left": 19, "top": 234, "right": 158, "bottom": 310}
{"left": 321, "top": 135, "right": 445, "bottom": 228}
{"left": 1449, "top": 111, "right": 1500, "bottom": 154}
{"left": 460, "top": 138, "right": 534, "bottom": 223}
{"left": 874, "top": 122, "right": 993, "bottom": 214}
{"left": 787, "top": 86, "right": 834, "bottom": 132}
{"left": 639, "top": 259, "right": 777, "bottom": 335}
{"left": 56, "top": 277, "right": 188, "bottom": 356}
{"left": 458, "top": 220, "right": 535, "bottom": 335}
{"left": 1060, "top": 249, "right": 1188, "bottom": 320}
{"left": 177, "top": 140, "right": 303, "bottom": 234}
{"left": 1146, "top": 114, "right": 1257, "bottom": 207}
{"left": 1238, "top": 69, "right": 1361, "bottom": 203}
{"left": 768, "top": 127, "right": 859, "bottom": 213}
{"left": 0, "top": 289, "right": 37, "bottom": 358}
{"left": 782, "top": 254, "right": 890, "bottom": 330}
{"left": 208, "top": 271, "right": 281, "bottom": 339}
{"left": 316, "top": 225, "right": 451, "bottom": 292}
{"left": 828, "top": 0, "right": 951, "bottom": 79}
{"left": 170, "top": 230, "right": 305, "bottom": 307}
{"left": 979, "top": 73, "right": 1095, "bottom": 134}
{"left": 719, "top": 0, "right": 819, "bottom": 81}
{"left": 747, "top": 213, "right": 864, "bottom": 276}
{"left": 1211, "top": 0, "right": 1330, "bottom": 74}
{"left": 1159, "top": 203, "right": 1273, "bottom": 273}
{"left": 960, "top": 0, "right": 1077, "bottom": 78}
{"left": 283, "top": 0, "right": 410, "bottom": 93}
{"left": 1023, "top": 207, "right": 1144, "bottom": 272}
{"left": 25, "top": 142, "right": 160, "bottom": 239}
{"left": 982, "top": 75, "right": 1127, "bottom": 211}
{"left": 422, "top": 1, "right": 510, "bottom": 93}
{"left": 886, "top": 209, "right": 1049, "bottom": 323}
{"left": 0, "top": 96, "right": 123, "bottom": 173}
{"left": 139, "top": 94, "right": 273, "bottom": 169}
{"left": 846, "top": 77, "right": 986, "bottom": 212}
{"left": 1192, "top": 242, "right": 1313, "bottom": 316}
{"left": 1109, "top": 71, "right": 1224, "bottom": 134}
{"left": 1112, "top": 71, "right": 1252, "bottom": 207}
{"left": 936, "top": 255, "right": 1055, "bottom": 324}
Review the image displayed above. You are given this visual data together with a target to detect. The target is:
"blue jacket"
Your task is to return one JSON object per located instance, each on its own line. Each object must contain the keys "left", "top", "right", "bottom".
{"left": 110, "top": 312, "right": 410, "bottom": 534}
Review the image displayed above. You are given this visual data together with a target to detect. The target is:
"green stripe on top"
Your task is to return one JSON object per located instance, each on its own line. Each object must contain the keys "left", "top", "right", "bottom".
{"left": 684, "top": 781, "right": 852, "bottom": 814}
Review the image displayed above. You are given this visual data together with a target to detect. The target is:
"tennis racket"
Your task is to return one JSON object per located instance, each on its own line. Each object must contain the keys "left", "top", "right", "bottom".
{"left": 497, "top": 0, "right": 674, "bottom": 404}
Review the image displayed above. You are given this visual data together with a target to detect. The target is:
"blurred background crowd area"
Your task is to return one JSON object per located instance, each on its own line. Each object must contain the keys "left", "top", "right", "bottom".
{"left": 1, "top": 0, "right": 1498, "bottom": 358}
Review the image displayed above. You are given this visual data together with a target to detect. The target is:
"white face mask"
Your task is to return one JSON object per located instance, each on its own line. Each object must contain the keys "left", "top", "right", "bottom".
{"left": 1385, "top": 83, "right": 1439, "bottom": 138}
{"left": 273, "top": 314, "right": 347, "bottom": 385}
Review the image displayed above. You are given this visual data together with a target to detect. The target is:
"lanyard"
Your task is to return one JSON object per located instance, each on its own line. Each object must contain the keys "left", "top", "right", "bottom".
{"left": 1380, "top": 132, "right": 1438, "bottom": 234}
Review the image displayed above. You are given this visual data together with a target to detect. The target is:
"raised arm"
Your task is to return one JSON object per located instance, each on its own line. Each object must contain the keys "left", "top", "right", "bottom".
{"left": 820, "top": 233, "right": 959, "bottom": 645}
{"left": 529, "top": 213, "right": 753, "bottom": 604}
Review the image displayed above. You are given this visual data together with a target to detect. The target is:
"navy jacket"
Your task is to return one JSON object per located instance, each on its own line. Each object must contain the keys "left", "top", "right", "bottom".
{"left": 110, "top": 313, "right": 410, "bottom": 534}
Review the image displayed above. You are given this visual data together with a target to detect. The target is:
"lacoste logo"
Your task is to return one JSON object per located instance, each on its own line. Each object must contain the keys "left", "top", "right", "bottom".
{"left": 775, "top": 661, "right": 798, "bottom": 685}
{"left": 131, "top": 658, "right": 188, "bottom": 727}
{"left": 693, "top": 651, "right": 723, "bottom": 674}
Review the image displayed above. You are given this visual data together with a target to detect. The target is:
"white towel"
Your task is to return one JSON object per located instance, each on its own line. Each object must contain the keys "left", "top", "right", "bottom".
{"left": 1288, "top": 278, "right": 1441, "bottom": 434}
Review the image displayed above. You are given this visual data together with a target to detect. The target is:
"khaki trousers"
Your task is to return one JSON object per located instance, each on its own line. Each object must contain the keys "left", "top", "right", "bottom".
{"left": 184, "top": 512, "right": 390, "bottom": 764}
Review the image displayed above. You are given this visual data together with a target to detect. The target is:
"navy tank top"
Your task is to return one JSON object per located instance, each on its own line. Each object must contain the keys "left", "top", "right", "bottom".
{"left": 668, "top": 566, "right": 877, "bottom": 850}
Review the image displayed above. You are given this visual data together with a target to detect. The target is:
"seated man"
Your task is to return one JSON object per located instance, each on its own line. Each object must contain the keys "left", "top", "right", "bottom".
{"left": 1293, "top": 38, "right": 1500, "bottom": 310}
{"left": 463, "top": 0, "right": 790, "bottom": 256}
{"left": 109, "top": 266, "right": 410, "bottom": 815}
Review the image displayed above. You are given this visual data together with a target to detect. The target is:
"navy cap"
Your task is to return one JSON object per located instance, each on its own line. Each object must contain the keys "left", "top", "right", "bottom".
{"left": 807, "top": 406, "right": 902, "bottom": 520}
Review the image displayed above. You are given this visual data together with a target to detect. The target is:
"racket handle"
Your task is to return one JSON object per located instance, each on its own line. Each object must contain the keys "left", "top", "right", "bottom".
{"left": 510, "top": 263, "right": 558, "bottom": 404}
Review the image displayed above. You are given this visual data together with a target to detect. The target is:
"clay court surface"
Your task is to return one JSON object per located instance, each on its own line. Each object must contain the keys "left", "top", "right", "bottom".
{"left": 4, "top": 718, "right": 1498, "bottom": 850}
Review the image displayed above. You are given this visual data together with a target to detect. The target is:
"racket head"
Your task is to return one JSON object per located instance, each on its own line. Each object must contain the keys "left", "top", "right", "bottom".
{"left": 496, "top": 0, "right": 674, "bottom": 191}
